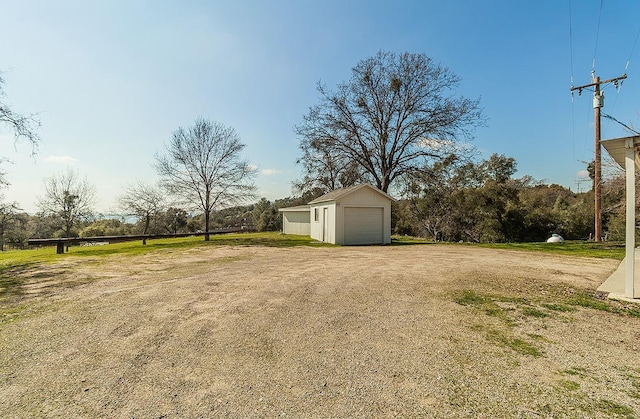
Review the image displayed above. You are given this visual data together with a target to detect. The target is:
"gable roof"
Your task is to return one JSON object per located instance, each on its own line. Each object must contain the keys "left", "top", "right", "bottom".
{"left": 308, "top": 183, "right": 395, "bottom": 204}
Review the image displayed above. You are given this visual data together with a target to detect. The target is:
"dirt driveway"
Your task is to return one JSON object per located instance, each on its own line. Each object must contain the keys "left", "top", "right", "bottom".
{"left": 1, "top": 244, "right": 638, "bottom": 418}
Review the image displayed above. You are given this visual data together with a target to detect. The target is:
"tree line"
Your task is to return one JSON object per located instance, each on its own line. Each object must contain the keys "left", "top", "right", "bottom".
{"left": 0, "top": 150, "right": 630, "bottom": 250}
{"left": 1, "top": 51, "right": 635, "bottom": 250}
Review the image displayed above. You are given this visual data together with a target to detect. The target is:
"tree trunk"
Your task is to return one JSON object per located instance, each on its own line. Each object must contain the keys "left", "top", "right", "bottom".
{"left": 143, "top": 214, "right": 150, "bottom": 234}
{"left": 204, "top": 210, "right": 210, "bottom": 241}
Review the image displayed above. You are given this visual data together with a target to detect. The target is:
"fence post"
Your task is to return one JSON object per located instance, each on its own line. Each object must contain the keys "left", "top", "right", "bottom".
{"left": 56, "top": 241, "right": 65, "bottom": 254}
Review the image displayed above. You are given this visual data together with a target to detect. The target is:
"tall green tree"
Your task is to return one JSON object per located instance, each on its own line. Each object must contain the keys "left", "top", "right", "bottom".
{"left": 163, "top": 207, "right": 188, "bottom": 234}
{"left": 296, "top": 50, "right": 484, "bottom": 193}
{"left": 403, "top": 155, "right": 460, "bottom": 241}
{"left": 251, "top": 198, "right": 282, "bottom": 232}
{"left": 154, "top": 118, "right": 257, "bottom": 240}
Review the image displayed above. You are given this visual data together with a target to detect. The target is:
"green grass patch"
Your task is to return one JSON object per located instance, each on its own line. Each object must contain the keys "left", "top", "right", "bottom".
{"left": 623, "top": 371, "right": 640, "bottom": 400}
{"left": 541, "top": 292, "right": 640, "bottom": 317}
{"left": 521, "top": 307, "right": 549, "bottom": 318}
{"left": 527, "top": 333, "right": 551, "bottom": 343}
{"left": 555, "top": 292, "right": 640, "bottom": 318}
{"left": 565, "top": 293, "right": 612, "bottom": 312}
{"left": 541, "top": 303, "right": 577, "bottom": 312}
{"left": 561, "top": 367, "right": 588, "bottom": 377}
{"left": 595, "top": 399, "right": 635, "bottom": 417}
{"left": 391, "top": 235, "right": 434, "bottom": 245}
{"left": 455, "top": 290, "right": 514, "bottom": 324}
{"left": 0, "top": 275, "right": 24, "bottom": 298}
{"left": 455, "top": 290, "right": 492, "bottom": 306}
{"left": 0, "top": 302, "right": 51, "bottom": 326}
{"left": 456, "top": 287, "right": 640, "bottom": 333}
{"left": 623, "top": 305, "right": 640, "bottom": 318}
{"left": 485, "top": 328, "right": 544, "bottom": 357}
{"left": 557, "top": 380, "right": 580, "bottom": 391}
{"left": 0, "top": 304, "right": 29, "bottom": 325}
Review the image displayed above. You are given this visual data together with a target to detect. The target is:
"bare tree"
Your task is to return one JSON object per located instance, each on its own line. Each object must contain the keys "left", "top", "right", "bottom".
{"left": 154, "top": 118, "right": 257, "bottom": 240}
{"left": 296, "top": 51, "right": 485, "bottom": 193}
{"left": 294, "top": 143, "right": 365, "bottom": 195}
{"left": 0, "top": 73, "right": 41, "bottom": 187}
{"left": 119, "top": 181, "right": 166, "bottom": 239}
{"left": 37, "top": 168, "right": 96, "bottom": 238}
{"left": 0, "top": 200, "right": 20, "bottom": 251}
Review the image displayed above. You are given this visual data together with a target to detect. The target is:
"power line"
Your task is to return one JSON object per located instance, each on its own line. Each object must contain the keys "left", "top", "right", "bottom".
{"left": 625, "top": 23, "right": 640, "bottom": 72}
{"left": 602, "top": 112, "right": 640, "bottom": 135}
{"left": 571, "top": 73, "right": 627, "bottom": 242}
{"left": 592, "top": 0, "right": 604, "bottom": 71}
{"left": 569, "top": 0, "right": 575, "bottom": 86}
{"left": 569, "top": 0, "right": 577, "bottom": 188}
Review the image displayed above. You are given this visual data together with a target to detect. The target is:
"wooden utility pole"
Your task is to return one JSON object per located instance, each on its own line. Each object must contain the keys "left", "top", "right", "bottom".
{"left": 571, "top": 72, "right": 627, "bottom": 242}
{"left": 594, "top": 76, "right": 603, "bottom": 242}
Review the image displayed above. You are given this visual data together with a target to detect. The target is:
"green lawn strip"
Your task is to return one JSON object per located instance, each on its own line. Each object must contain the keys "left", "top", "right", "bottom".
{"left": 2, "top": 232, "right": 332, "bottom": 267}
{"left": 463, "top": 240, "right": 625, "bottom": 260}
{"left": 391, "top": 236, "right": 625, "bottom": 259}
{"left": 0, "top": 233, "right": 334, "bottom": 299}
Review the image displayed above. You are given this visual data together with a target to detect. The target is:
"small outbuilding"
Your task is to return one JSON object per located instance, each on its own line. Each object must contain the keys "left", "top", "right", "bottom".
{"left": 279, "top": 183, "right": 394, "bottom": 245}
{"left": 279, "top": 205, "right": 311, "bottom": 236}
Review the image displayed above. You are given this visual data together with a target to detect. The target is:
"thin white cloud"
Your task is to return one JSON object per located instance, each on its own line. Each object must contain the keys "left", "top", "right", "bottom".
{"left": 44, "top": 155, "right": 77, "bottom": 165}
{"left": 576, "top": 170, "right": 589, "bottom": 178}
{"left": 261, "top": 169, "right": 281, "bottom": 176}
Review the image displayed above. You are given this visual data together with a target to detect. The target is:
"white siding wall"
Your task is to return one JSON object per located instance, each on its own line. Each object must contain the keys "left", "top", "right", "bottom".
{"left": 282, "top": 211, "right": 310, "bottom": 235}
{"left": 310, "top": 203, "right": 336, "bottom": 244}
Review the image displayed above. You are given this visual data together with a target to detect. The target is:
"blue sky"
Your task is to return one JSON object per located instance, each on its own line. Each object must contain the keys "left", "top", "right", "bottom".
{"left": 1, "top": 0, "right": 640, "bottom": 213}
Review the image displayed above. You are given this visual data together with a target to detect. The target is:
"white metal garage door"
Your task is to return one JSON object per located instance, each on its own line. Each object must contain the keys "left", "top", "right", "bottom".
{"left": 344, "top": 207, "right": 383, "bottom": 245}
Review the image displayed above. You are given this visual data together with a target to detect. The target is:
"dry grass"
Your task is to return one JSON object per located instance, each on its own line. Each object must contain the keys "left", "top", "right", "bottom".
{"left": 1, "top": 244, "right": 638, "bottom": 417}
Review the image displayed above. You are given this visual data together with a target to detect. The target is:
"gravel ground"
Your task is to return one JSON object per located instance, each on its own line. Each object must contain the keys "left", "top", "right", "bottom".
{"left": 1, "top": 244, "right": 639, "bottom": 418}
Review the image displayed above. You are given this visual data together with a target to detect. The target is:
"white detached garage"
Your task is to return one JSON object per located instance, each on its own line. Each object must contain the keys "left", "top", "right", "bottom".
{"left": 280, "top": 183, "right": 394, "bottom": 245}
